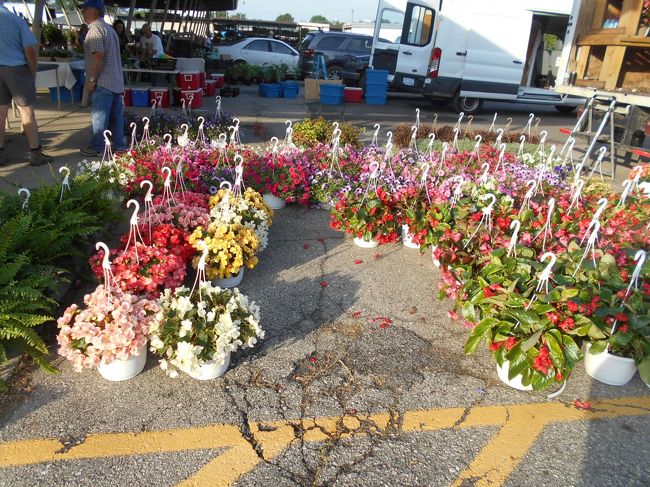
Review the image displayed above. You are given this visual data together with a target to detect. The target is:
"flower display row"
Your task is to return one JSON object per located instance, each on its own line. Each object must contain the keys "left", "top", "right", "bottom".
{"left": 59, "top": 122, "right": 649, "bottom": 391}
{"left": 57, "top": 170, "right": 270, "bottom": 381}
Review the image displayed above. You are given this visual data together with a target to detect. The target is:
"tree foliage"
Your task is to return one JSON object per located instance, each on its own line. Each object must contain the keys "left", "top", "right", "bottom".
{"left": 310, "top": 15, "right": 329, "bottom": 24}
{"left": 276, "top": 13, "right": 295, "bottom": 23}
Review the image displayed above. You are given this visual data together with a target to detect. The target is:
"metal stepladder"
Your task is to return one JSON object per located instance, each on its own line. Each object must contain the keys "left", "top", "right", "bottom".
{"left": 311, "top": 53, "right": 328, "bottom": 79}
{"left": 569, "top": 96, "right": 619, "bottom": 179}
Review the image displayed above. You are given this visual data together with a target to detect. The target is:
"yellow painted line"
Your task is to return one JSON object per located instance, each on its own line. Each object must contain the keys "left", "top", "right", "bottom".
{"left": 452, "top": 397, "right": 650, "bottom": 487}
{"left": 0, "top": 424, "right": 244, "bottom": 468}
{"left": 1, "top": 396, "right": 649, "bottom": 487}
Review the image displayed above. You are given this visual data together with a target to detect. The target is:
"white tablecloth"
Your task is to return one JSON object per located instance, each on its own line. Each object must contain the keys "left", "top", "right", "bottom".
{"left": 36, "top": 60, "right": 85, "bottom": 90}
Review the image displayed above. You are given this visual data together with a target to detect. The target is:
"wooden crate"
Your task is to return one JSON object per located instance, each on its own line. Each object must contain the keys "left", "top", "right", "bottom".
{"left": 304, "top": 79, "right": 342, "bottom": 100}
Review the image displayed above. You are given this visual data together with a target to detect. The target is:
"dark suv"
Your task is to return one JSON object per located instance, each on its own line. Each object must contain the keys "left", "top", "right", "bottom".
{"left": 298, "top": 32, "right": 373, "bottom": 81}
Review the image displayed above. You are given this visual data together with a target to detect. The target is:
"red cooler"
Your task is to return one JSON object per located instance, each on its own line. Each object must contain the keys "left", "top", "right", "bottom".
{"left": 214, "top": 74, "right": 225, "bottom": 89}
{"left": 199, "top": 71, "right": 206, "bottom": 88}
{"left": 204, "top": 79, "right": 216, "bottom": 96}
{"left": 180, "top": 88, "right": 203, "bottom": 109}
{"left": 123, "top": 87, "right": 132, "bottom": 107}
{"left": 150, "top": 87, "right": 169, "bottom": 108}
{"left": 344, "top": 87, "right": 363, "bottom": 103}
{"left": 176, "top": 71, "right": 200, "bottom": 90}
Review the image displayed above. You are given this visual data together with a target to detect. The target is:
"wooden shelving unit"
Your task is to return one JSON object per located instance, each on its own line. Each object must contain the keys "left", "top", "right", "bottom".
{"left": 574, "top": 0, "right": 649, "bottom": 91}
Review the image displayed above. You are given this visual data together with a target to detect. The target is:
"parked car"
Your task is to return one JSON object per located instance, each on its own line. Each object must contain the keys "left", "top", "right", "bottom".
{"left": 216, "top": 37, "right": 299, "bottom": 70}
{"left": 340, "top": 54, "right": 370, "bottom": 86}
{"left": 298, "top": 31, "right": 373, "bottom": 80}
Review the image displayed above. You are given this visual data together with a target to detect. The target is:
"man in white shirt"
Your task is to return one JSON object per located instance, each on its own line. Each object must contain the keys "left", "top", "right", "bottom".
{"left": 139, "top": 23, "right": 164, "bottom": 61}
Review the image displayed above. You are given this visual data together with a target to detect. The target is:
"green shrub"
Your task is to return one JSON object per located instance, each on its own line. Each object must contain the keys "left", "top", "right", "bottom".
{"left": 292, "top": 117, "right": 361, "bottom": 147}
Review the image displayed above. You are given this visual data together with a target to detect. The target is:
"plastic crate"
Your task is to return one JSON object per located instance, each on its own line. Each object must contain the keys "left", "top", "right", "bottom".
{"left": 151, "top": 57, "right": 177, "bottom": 71}
{"left": 365, "top": 69, "right": 389, "bottom": 84}
{"left": 265, "top": 83, "right": 281, "bottom": 98}
{"left": 49, "top": 86, "right": 82, "bottom": 103}
{"left": 132, "top": 87, "right": 151, "bottom": 107}
{"left": 365, "top": 94, "right": 387, "bottom": 105}
{"left": 280, "top": 81, "right": 299, "bottom": 98}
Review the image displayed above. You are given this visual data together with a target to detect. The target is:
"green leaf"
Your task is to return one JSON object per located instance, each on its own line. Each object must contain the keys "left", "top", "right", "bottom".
{"left": 521, "top": 329, "right": 543, "bottom": 352}
{"left": 464, "top": 318, "right": 498, "bottom": 355}
{"left": 545, "top": 333, "right": 564, "bottom": 368}
{"left": 504, "top": 309, "right": 542, "bottom": 331}
{"left": 588, "top": 341, "right": 608, "bottom": 355}
{"left": 562, "top": 335, "right": 582, "bottom": 363}
{"left": 638, "top": 357, "right": 650, "bottom": 386}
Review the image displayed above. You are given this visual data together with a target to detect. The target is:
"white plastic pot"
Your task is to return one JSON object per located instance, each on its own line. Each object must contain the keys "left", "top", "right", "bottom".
{"left": 353, "top": 236, "right": 379, "bottom": 249}
{"left": 263, "top": 193, "right": 286, "bottom": 210}
{"left": 212, "top": 268, "right": 244, "bottom": 288}
{"left": 496, "top": 360, "right": 533, "bottom": 391}
{"left": 97, "top": 345, "right": 147, "bottom": 381}
{"left": 187, "top": 352, "right": 231, "bottom": 380}
{"left": 402, "top": 225, "right": 419, "bottom": 249}
{"left": 584, "top": 343, "right": 637, "bottom": 386}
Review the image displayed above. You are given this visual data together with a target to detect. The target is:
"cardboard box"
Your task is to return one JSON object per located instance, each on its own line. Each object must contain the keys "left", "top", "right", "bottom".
{"left": 304, "top": 78, "right": 342, "bottom": 100}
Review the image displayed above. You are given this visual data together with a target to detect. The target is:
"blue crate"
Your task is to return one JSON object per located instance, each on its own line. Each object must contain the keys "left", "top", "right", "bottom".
{"left": 320, "top": 94, "right": 343, "bottom": 105}
{"left": 320, "top": 84, "right": 344, "bottom": 97}
{"left": 365, "top": 95, "right": 387, "bottom": 105}
{"left": 49, "top": 85, "right": 83, "bottom": 103}
{"left": 280, "top": 81, "right": 299, "bottom": 98}
{"left": 365, "top": 69, "right": 389, "bottom": 84}
{"left": 131, "top": 87, "right": 151, "bottom": 107}
{"left": 258, "top": 83, "right": 268, "bottom": 96}
{"left": 265, "top": 83, "right": 281, "bottom": 98}
{"left": 364, "top": 84, "right": 388, "bottom": 98}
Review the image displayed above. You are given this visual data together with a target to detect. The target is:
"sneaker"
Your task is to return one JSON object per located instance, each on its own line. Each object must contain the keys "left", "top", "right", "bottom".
{"left": 30, "top": 148, "right": 53, "bottom": 167}
{"left": 81, "top": 147, "right": 101, "bottom": 157}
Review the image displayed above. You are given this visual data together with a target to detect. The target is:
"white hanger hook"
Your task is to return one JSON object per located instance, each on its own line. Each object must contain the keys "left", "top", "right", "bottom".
{"left": 140, "top": 179, "right": 153, "bottom": 201}
{"left": 95, "top": 241, "right": 111, "bottom": 270}
{"left": 162, "top": 166, "right": 172, "bottom": 187}
{"left": 126, "top": 199, "right": 140, "bottom": 226}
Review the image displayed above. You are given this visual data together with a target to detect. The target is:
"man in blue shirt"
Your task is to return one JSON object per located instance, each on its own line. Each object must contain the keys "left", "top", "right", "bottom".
{"left": 0, "top": 2, "right": 53, "bottom": 166}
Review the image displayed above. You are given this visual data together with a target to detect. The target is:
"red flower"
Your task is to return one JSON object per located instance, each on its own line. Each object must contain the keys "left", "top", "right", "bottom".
{"left": 573, "top": 400, "right": 592, "bottom": 410}
{"left": 374, "top": 252, "right": 382, "bottom": 260}
{"left": 303, "top": 243, "right": 309, "bottom": 249}
{"left": 558, "top": 318, "right": 575, "bottom": 331}
{"left": 618, "top": 323, "right": 629, "bottom": 333}
{"left": 489, "top": 341, "right": 505, "bottom": 351}
{"left": 309, "top": 356, "right": 317, "bottom": 363}
{"left": 320, "top": 281, "right": 329, "bottom": 288}
{"left": 532, "top": 345, "right": 553, "bottom": 375}
{"left": 505, "top": 337, "right": 517, "bottom": 351}
{"left": 354, "top": 259, "right": 363, "bottom": 265}
{"left": 547, "top": 312, "right": 560, "bottom": 325}
{"left": 615, "top": 312, "right": 628, "bottom": 322}
{"left": 317, "top": 237, "right": 324, "bottom": 243}
{"left": 567, "top": 301, "right": 579, "bottom": 313}
{"left": 352, "top": 311, "right": 362, "bottom": 318}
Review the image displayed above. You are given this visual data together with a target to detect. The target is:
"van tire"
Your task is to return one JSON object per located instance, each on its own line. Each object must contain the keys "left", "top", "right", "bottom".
{"left": 555, "top": 105, "right": 577, "bottom": 114}
{"left": 452, "top": 93, "right": 482, "bottom": 115}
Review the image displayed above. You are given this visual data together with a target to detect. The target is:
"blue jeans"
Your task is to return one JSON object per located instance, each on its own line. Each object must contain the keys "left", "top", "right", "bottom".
{"left": 90, "top": 86, "right": 125, "bottom": 152}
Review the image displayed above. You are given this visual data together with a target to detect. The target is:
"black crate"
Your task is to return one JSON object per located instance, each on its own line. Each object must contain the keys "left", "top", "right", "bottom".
{"left": 151, "top": 58, "right": 177, "bottom": 71}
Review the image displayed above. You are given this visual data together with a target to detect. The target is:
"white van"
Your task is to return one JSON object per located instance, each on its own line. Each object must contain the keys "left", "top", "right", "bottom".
{"left": 369, "top": 0, "right": 584, "bottom": 114}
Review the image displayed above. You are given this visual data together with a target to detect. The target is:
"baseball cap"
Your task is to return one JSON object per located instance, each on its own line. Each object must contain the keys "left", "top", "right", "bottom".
{"left": 78, "top": 0, "right": 105, "bottom": 10}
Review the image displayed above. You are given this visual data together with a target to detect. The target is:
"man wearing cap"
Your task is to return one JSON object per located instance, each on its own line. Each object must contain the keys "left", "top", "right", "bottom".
{"left": 80, "top": 0, "right": 125, "bottom": 156}
{"left": 0, "top": 2, "right": 53, "bottom": 166}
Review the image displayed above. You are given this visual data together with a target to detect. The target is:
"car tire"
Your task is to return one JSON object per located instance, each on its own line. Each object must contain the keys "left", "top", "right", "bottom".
{"left": 327, "top": 64, "right": 344, "bottom": 80}
{"left": 451, "top": 92, "right": 483, "bottom": 115}
{"left": 555, "top": 105, "right": 577, "bottom": 114}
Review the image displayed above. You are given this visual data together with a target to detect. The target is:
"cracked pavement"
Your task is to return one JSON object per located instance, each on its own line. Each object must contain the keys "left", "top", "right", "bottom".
{"left": 1, "top": 207, "right": 649, "bottom": 487}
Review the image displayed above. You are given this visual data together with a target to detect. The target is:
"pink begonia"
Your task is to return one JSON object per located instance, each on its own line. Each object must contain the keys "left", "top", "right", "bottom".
{"left": 57, "top": 285, "right": 161, "bottom": 372}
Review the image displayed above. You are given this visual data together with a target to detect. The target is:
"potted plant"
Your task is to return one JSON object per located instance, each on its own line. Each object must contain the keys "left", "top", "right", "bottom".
{"left": 188, "top": 222, "right": 260, "bottom": 287}
{"left": 149, "top": 283, "right": 264, "bottom": 379}
{"left": 57, "top": 285, "right": 161, "bottom": 381}
{"left": 208, "top": 186, "right": 273, "bottom": 251}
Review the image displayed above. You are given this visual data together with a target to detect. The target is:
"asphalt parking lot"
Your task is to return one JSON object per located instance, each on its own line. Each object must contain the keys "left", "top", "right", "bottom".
{"left": 1, "top": 85, "right": 648, "bottom": 487}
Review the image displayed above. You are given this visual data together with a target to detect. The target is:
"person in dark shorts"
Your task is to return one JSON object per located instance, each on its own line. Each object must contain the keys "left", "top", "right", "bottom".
{"left": 0, "top": 2, "right": 53, "bottom": 166}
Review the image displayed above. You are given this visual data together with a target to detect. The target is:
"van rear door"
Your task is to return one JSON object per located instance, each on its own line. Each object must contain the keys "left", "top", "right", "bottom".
{"left": 394, "top": 0, "right": 440, "bottom": 88}
{"left": 370, "top": 0, "right": 408, "bottom": 76}
{"left": 460, "top": 4, "right": 532, "bottom": 100}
